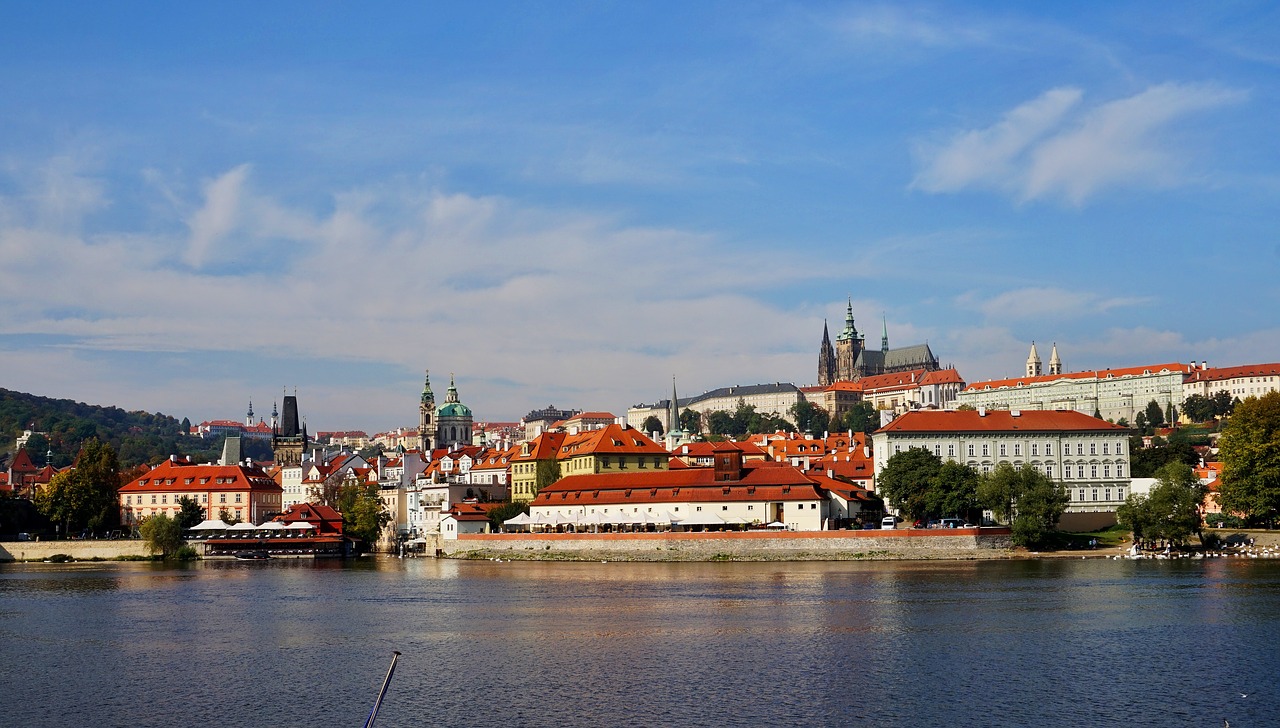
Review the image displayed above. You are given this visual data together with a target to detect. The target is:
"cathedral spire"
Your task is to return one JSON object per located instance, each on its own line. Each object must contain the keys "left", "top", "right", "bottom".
{"left": 881, "top": 314, "right": 889, "bottom": 355}
{"left": 670, "top": 375, "right": 680, "bottom": 433}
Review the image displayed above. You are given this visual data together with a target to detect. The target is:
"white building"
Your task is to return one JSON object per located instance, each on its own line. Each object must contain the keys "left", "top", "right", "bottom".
{"left": 873, "top": 409, "right": 1132, "bottom": 530}
{"left": 957, "top": 359, "right": 1192, "bottom": 424}
{"left": 1183, "top": 362, "right": 1280, "bottom": 402}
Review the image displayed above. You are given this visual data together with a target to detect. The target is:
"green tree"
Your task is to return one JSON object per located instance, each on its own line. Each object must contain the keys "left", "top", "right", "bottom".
{"left": 789, "top": 401, "right": 828, "bottom": 436}
{"left": 838, "top": 401, "right": 879, "bottom": 435}
{"left": 977, "top": 463, "right": 1068, "bottom": 548}
{"left": 533, "top": 459, "right": 561, "bottom": 498}
{"left": 1217, "top": 391, "right": 1280, "bottom": 526}
{"left": 642, "top": 415, "right": 665, "bottom": 437}
{"left": 1145, "top": 399, "right": 1165, "bottom": 429}
{"left": 705, "top": 410, "right": 733, "bottom": 436}
{"left": 139, "top": 513, "right": 184, "bottom": 557}
{"left": 218, "top": 507, "right": 240, "bottom": 525}
{"left": 925, "top": 461, "right": 981, "bottom": 521}
{"left": 876, "top": 448, "right": 942, "bottom": 522}
{"left": 32, "top": 439, "right": 121, "bottom": 537}
{"left": 487, "top": 501, "right": 530, "bottom": 531}
{"left": 336, "top": 481, "right": 391, "bottom": 548}
{"left": 679, "top": 408, "right": 701, "bottom": 434}
{"left": 1118, "top": 463, "right": 1205, "bottom": 546}
{"left": 175, "top": 496, "right": 206, "bottom": 529}
{"left": 25, "top": 434, "right": 49, "bottom": 466}
{"left": 1182, "top": 395, "right": 1214, "bottom": 423}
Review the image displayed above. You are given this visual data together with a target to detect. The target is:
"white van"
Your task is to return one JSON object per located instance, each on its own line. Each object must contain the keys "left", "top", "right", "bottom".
{"left": 881, "top": 516, "right": 897, "bottom": 530}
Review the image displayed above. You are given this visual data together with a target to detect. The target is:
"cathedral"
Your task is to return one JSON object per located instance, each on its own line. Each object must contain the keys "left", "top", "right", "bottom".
{"left": 817, "top": 299, "right": 941, "bottom": 386}
{"left": 419, "top": 369, "right": 474, "bottom": 451}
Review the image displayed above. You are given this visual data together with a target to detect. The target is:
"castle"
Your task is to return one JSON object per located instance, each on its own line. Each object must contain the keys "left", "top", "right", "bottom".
{"left": 817, "top": 299, "right": 940, "bottom": 386}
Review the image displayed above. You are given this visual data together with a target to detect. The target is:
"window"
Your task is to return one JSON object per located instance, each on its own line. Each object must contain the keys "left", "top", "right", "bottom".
{"left": 722, "top": 505, "right": 728, "bottom": 511}
{"left": 1090, "top": 443, "right": 1097, "bottom": 455}
{"left": 1091, "top": 489, "right": 1098, "bottom": 502}
{"left": 1103, "top": 465, "right": 1111, "bottom": 478}
{"left": 1045, "top": 464, "right": 1053, "bottom": 478}
{"left": 151, "top": 494, "right": 157, "bottom": 504}
{"left": 1031, "top": 444, "right": 1039, "bottom": 456}
{"left": 894, "top": 445, "right": 901, "bottom": 454}
{"left": 696, "top": 506, "right": 702, "bottom": 512}
{"left": 1117, "top": 464, "right": 1124, "bottom": 478}
{"left": 948, "top": 444, "right": 955, "bottom": 457}
{"left": 968, "top": 444, "right": 975, "bottom": 457}
{"left": 934, "top": 444, "right": 941, "bottom": 456}
{"left": 1117, "top": 487, "right": 1125, "bottom": 499}
{"left": 235, "top": 493, "right": 242, "bottom": 503}
{"left": 1102, "top": 443, "right": 1110, "bottom": 455}
{"left": 220, "top": 493, "right": 227, "bottom": 504}
{"left": 747, "top": 505, "right": 754, "bottom": 510}
{"left": 161, "top": 494, "right": 167, "bottom": 504}
{"left": 1116, "top": 441, "right": 1124, "bottom": 454}
{"left": 1064, "top": 467, "right": 1071, "bottom": 479}
{"left": 982, "top": 444, "right": 990, "bottom": 456}
{"left": 1090, "top": 465, "right": 1098, "bottom": 479}
{"left": 1105, "top": 488, "right": 1112, "bottom": 501}
{"left": 1078, "top": 489, "right": 1085, "bottom": 501}
{"left": 1077, "top": 444, "right": 1084, "bottom": 456}
{"left": 999, "top": 444, "right": 1006, "bottom": 457}
{"left": 1046, "top": 443, "right": 1053, "bottom": 456}
{"left": 1014, "top": 444, "right": 1021, "bottom": 456}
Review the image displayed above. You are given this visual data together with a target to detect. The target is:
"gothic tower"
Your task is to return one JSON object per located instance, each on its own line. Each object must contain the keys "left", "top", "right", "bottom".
{"left": 834, "top": 298, "right": 863, "bottom": 382}
{"left": 1026, "top": 342, "right": 1043, "bottom": 378}
{"left": 271, "top": 391, "right": 308, "bottom": 466}
{"left": 1049, "top": 343, "right": 1062, "bottom": 376}
{"left": 419, "top": 369, "right": 436, "bottom": 452}
{"left": 880, "top": 314, "right": 889, "bottom": 355}
{"left": 818, "top": 320, "right": 837, "bottom": 387}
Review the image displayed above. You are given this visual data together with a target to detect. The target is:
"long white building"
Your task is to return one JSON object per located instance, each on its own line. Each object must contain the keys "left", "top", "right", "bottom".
{"left": 872, "top": 409, "right": 1131, "bottom": 530}
{"left": 956, "top": 362, "right": 1191, "bottom": 424}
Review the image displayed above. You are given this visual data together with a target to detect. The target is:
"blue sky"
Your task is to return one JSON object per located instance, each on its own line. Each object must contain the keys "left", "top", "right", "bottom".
{"left": 2, "top": 2, "right": 1277, "bottom": 433}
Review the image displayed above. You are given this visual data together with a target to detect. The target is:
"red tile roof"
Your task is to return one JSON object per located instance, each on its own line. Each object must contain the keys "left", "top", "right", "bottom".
{"left": 1185, "top": 363, "right": 1280, "bottom": 383}
{"left": 118, "top": 459, "right": 282, "bottom": 493}
{"left": 531, "top": 462, "right": 824, "bottom": 507}
{"left": 557, "top": 424, "right": 668, "bottom": 459}
{"left": 877, "top": 409, "right": 1127, "bottom": 433}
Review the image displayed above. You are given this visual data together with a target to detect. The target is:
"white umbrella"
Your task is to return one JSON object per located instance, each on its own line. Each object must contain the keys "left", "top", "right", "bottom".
{"left": 188, "top": 519, "right": 229, "bottom": 531}
{"left": 503, "top": 512, "right": 533, "bottom": 526}
{"left": 258, "top": 521, "right": 286, "bottom": 531}
{"left": 285, "top": 521, "right": 316, "bottom": 530}
{"left": 766, "top": 521, "right": 787, "bottom": 528}
{"left": 227, "top": 522, "right": 259, "bottom": 530}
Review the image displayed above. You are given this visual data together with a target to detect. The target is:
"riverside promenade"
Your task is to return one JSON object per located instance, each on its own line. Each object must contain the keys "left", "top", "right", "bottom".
{"left": 0, "top": 539, "right": 150, "bottom": 562}
{"left": 440, "top": 527, "right": 1014, "bottom": 561}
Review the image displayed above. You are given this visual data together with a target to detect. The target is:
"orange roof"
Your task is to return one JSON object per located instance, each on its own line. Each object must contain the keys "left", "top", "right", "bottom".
{"left": 531, "top": 463, "right": 825, "bottom": 507}
{"left": 118, "top": 459, "right": 282, "bottom": 494}
{"left": 511, "top": 431, "right": 568, "bottom": 463}
{"left": 963, "top": 363, "right": 1191, "bottom": 392}
{"left": 878, "top": 409, "right": 1127, "bottom": 433}
{"left": 1185, "top": 363, "right": 1280, "bottom": 383}
{"left": 556, "top": 423, "right": 668, "bottom": 459}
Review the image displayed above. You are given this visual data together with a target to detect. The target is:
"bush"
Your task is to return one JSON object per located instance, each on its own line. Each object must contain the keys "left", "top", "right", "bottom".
{"left": 173, "top": 544, "right": 200, "bottom": 561}
{"left": 1205, "top": 512, "right": 1246, "bottom": 529}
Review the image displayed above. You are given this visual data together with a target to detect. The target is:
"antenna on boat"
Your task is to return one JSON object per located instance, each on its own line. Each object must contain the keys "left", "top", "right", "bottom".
{"left": 362, "top": 651, "right": 401, "bottom": 728}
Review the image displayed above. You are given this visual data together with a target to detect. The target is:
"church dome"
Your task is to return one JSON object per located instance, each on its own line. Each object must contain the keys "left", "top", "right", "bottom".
{"left": 438, "top": 402, "right": 472, "bottom": 418}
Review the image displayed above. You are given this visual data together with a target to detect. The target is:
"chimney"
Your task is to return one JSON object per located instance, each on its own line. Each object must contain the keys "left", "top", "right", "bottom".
{"left": 978, "top": 407, "right": 986, "bottom": 417}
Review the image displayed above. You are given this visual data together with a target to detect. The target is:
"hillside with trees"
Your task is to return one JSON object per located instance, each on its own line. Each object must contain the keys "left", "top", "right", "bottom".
{"left": 0, "top": 388, "right": 253, "bottom": 468}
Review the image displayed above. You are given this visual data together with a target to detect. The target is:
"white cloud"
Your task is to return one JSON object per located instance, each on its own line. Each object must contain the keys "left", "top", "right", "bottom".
{"left": 184, "top": 164, "right": 250, "bottom": 268}
{"left": 961, "top": 287, "right": 1153, "bottom": 320}
{"left": 913, "top": 83, "right": 1247, "bottom": 204}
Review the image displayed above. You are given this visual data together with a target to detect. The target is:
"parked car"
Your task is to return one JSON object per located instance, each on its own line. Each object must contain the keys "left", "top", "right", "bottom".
{"left": 881, "top": 516, "right": 898, "bottom": 530}
{"left": 938, "top": 518, "right": 973, "bottom": 529}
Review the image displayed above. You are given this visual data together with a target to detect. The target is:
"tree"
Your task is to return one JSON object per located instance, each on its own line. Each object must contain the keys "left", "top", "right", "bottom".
{"left": 705, "top": 410, "right": 733, "bottom": 436}
{"left": 175, "top": 496, "right": 206, "bottom": 529}
{"left": 533, "top": 459, "right": 561, "bottom": 498}
{"left": 1129, "top": 434, "right": 1198, "bottom": 478}
{"left": 839, "top": 401, "right": 879, "bottom": 435}
{"left": 925, "top": 461, "right": 980, "bottom": 521}
{"left": 1182, "top": 394, "right": 1214, "bottom": 423}
{"left": 32, "top": 439, "right": 121, "bottom": 537}
{"left": 789, "top": 401, "right": 828, "bottom": 436}
{"left": 487, "top": 501, "right": 529, "bottom": 531}
{"left": 876, "top": 448, "right": 942, "bottom": 522}
{"left": 1217, "top": 391, "right": 1280, "bottom": 527}
{"left": 1118, "top": 463, "right": 1205, "bottom": 546}
{"left": 140, "top": 513, "right": 184, "bottom": 557}
{"left": 679, "top": 408, "right": 701, "bottom": 434}
{"left": 642, "top": 415, "right": 665, "bottom": 437}
{"left": 218, "top": 508, "right": 240, "bottom": 525}
{"left": 337, "top": 481, "right": 391, "bottom": 548}
{"left": 977, "top": 463, "right": 1068, "bottom": 548}
{"left": 1145, "top": 399, "right": 1165, "bottom": 429}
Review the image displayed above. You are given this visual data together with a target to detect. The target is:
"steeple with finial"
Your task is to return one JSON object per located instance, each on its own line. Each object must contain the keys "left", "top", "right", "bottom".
{"left": 881, "top": 314, "right": 889, "bottom": 355}
{"left": 1026, "top": 341, "right": 1043, "bottom": 378}
{"left": 1049, "top": 343, "right": 1062, "bottom": 375}
{"left": 246, "top": 400, "right": 254, "bottom": 427}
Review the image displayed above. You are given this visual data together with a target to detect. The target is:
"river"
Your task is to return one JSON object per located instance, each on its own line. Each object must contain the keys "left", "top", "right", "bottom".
{"left": 1, "top": 557, "right": 1277, "bottom": 727}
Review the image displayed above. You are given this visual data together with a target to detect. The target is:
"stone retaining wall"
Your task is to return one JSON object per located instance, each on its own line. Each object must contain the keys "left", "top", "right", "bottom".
{"left": 443, "top": 528, "right": 1014, "bottom": 561}
{"left": 0, "top": 540, "right": 151, "bottom": 562}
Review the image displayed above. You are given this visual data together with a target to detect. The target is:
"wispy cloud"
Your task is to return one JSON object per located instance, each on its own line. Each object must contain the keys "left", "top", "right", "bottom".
{"left": 959, "top": 287, "right": 1153, "bottom": 320}
{"left": 913, "top": 83, "right": 1247, "bottom": 204}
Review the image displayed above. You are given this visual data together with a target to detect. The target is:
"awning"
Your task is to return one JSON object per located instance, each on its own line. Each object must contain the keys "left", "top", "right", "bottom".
{"left": 503, "top": 512, "right": 533, "bottom": 526}
{"left": 188, "top": 519, "right": 230, "bottom": 531}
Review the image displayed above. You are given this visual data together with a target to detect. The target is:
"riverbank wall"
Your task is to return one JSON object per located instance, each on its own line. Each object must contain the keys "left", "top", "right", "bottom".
{"left": 442, "top": 527, "right": 1014, "bottom": 561}
{"left": 0, "top": 540, "right": 150, "bottom": 562}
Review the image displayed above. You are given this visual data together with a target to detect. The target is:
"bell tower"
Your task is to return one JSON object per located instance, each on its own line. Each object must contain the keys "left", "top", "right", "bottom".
{"left": 419, "top": 369, "right": 436, "bottom": 452}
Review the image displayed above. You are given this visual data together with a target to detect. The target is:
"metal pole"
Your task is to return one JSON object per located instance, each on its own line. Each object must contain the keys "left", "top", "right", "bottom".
{"left": 362, "top": 651, "right": 401, "bottom": 728}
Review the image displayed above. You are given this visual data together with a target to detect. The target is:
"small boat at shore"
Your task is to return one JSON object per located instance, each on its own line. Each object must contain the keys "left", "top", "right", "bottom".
{"left": 233, "top": 550, "right": 269, "bottom": 560}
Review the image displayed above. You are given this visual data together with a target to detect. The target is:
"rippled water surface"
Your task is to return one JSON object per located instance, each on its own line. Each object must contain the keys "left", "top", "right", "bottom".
{"left": 2, "top": 557, "right": 1278, "bottom": 727}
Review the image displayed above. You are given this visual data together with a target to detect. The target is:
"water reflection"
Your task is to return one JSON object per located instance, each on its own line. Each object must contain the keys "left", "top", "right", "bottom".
{"left": 1, "top": 558, "right": 1279, "bottom": 727}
